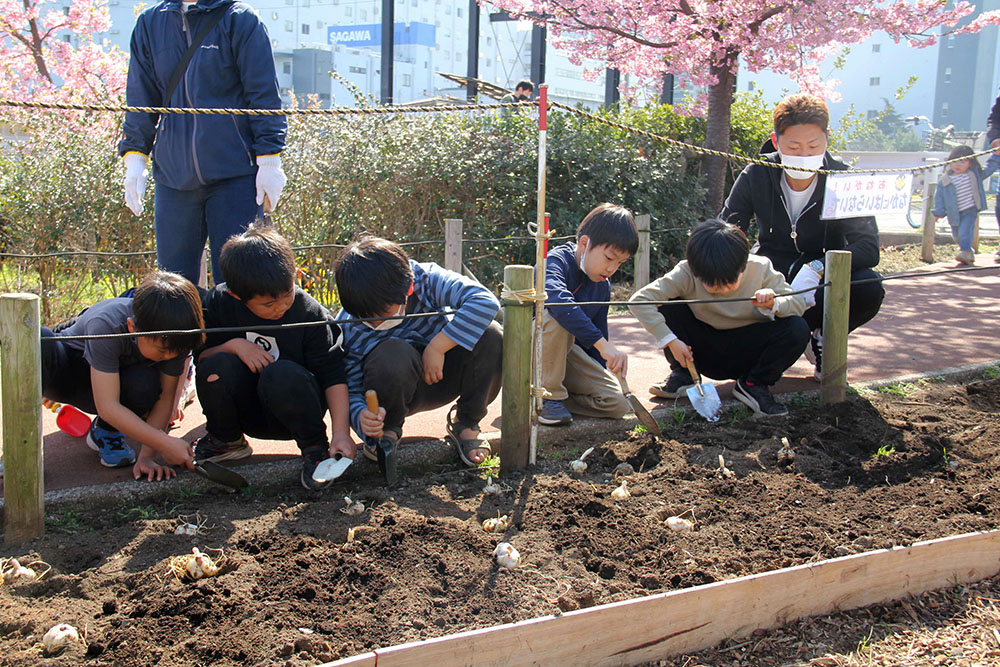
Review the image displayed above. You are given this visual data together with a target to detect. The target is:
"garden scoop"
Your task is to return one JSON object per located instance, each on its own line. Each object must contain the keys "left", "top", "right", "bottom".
{"left": 193, "top": 459, "right": 249, "bottom": 490}
{"left": 615, "top": 371, "right": 662, "bottom": 436}
{"left": 366, "top": 390, "right": 398, "bottom": 486}
{"left": 684, "top": 359, "right": 722, "bottom": 422}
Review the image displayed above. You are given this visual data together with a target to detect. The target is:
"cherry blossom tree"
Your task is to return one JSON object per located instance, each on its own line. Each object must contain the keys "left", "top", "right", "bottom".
{"left": 0, "top": 0, "right": 127, "bottom": 104}
{"left": 486, "top": 0, "right": 1000, "bottom": 209}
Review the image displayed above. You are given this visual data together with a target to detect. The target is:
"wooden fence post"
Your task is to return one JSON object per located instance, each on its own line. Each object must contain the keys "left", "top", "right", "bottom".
{"left": 820, "top": 251, "right": 851, "bottom": 405}
{"left": 501, "top": 265, "right": 533, "bottom": 472}
{"left": 921, "top": 182, "right": 937, "bottom": 263}
{"left": 634, "top": 214, "right": 650, "bottom": 288}
{"left": 444, "top": 219, "right": 463, "bottom": 274}
{"left": 973, "top": 214, "right": 980, "bottom": 254}
{"left": 1, "top": 293, "right": 44, "bottom": 544}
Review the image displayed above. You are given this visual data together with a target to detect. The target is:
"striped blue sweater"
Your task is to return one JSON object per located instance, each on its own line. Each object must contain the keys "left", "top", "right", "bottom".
{"left": 335, "top": 260, "right": 500, "bottom": 438}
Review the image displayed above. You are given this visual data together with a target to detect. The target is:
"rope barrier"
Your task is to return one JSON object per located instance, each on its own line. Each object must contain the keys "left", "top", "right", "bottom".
{"left": 4, "top": 95, "right": 985, "bottom": 176}
{"left": 30, "top": 261, "right": 1000, "bottom": 342}
{"left": 0, "top": 98, "right": 538, "bottom": 117}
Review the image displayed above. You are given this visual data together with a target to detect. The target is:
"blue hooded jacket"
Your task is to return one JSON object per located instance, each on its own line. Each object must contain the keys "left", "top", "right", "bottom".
{"left": 118, "top": 0, "right": 286, "bottom": 191}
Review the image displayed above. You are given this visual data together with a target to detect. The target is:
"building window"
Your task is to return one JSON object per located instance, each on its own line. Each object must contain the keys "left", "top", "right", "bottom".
{"left": 947, "top": 35, "right": 955, "bottom": 48}
{"left": 62, "top": 33, "right": 71, "bottom": 42}
{"left": 316, "top": 20, "right": 323, "bottom": 28}
{"left": 445, "top": 5, "right": 451, "bottom": 13}
{"left": 301, "top": 23, "right": 310, "bottom": 34}
{"left": 345, "top": 5, "right": 352, "bottom": 15}
{"left": 360, "top": 9, "right": 366, "bottom": 20}
{"left": 285, "top": 0, "right": 294, "bottom": 5}
{"left": 284, "top": 20, "right": 293, "bottom": 31}
{"left": 455, "top": 52, "right": 462, "bottom": 61}
{"left": 941, "top": 102, "right": 949, "bottom": 117}
{"left": 869, "top": 77, "right": 879, "bottom": 86}
{"left": 457, "top": 7, "right": 463, "bottom": 16}
{"left": 283, "top": 61, "right": 292, "bottom": 74}
{"left": 872, "top": 44, "right": 880, "bottom": 53}
{"left": 486, "top": 37, "right": 492, "bottom": 46}
{"left": 411, "top": 0, "right": 417, "bottom": 6}
{"left": 944, "top": 67, "right": 952, "bottom": 84}
{"left": 349, "top": 66, "right": 367, "bottom": 74}
{"left": 271, "top": 11, "right": 278, "bottom": 20}
{"left": 403, "top": 74, "right": 412, "bottom": 86}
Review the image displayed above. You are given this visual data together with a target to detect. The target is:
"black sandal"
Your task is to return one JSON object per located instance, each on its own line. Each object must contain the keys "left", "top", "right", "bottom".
{"left": 446, "top": 406, "right": 492, "bottom": 467}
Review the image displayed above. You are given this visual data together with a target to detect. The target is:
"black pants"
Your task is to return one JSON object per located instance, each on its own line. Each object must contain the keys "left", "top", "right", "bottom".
{"left": 40, "top": 327, "right": 162, "bottom": 428}
{"left": 363, "top": 321, "right": 503, "bottom": 434}
{"left": 805, "top": 268, "right": 885, "bottom": 333}
{"left": 196, "top": 355, "right": 327, "bottom": 453}
{"left": 657, "top": 305, "right": 810, "bottom": 386}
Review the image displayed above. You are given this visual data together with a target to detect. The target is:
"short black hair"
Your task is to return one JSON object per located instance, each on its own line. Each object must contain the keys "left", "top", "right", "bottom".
{"left": 131, "top": 271, "right": 205, "bottom": 353}
{"left": 220, "top": 225, "right": 296, "bottom": 300}
{"left": 335, "top": 237, "right": 413, "bottom": 318}
{"left": 577, "top": 203, "right": 639, "bottom": 256}
{"left": 685, "top": 219, "right": 750, "bottom": 286}
{"left": 515, "top": 80, "right": 534, "bottom": 93}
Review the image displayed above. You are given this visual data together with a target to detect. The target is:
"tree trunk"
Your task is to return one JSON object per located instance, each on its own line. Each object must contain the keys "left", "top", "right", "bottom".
{"left": 702, "top": 61, "right": 737, "bottom": 213}
{"left": 24, "top": 0, "right": 53, "bottom": 84}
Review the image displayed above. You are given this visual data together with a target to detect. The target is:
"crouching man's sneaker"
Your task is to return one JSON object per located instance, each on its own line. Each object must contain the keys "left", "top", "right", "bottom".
{"left": 733, "top": 378, "right": 788, "bottom": 418}
{"left": 86, "top": 419, "right": 137, "bottom": 468}
{"left": 649, "top": 369, "right": 695, "bottom": 398}
{"left": 538, "top": 399, "right": 573, "bottom": 426}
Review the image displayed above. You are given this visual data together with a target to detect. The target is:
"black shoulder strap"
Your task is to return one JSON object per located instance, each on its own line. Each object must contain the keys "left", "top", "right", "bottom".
{"left": 163, "top": 7, "right": 229, "bottom": 107}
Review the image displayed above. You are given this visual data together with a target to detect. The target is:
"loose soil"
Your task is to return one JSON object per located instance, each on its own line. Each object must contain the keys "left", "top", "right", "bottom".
{"left": 2, "top": 378, "right": 1000, "bottom": 666}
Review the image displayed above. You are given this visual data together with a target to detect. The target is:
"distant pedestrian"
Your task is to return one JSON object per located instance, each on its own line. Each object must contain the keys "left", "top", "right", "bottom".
{"left": 501, "top": 80, "right": 534, "bottom": 104}
{"left": 932, "top": 144, "right": 1000, "bottom": 266}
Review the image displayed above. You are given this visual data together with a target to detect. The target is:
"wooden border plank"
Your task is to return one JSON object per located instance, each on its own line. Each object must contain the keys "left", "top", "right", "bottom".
{"left": 323, "top": 530, "right": 1000, "bottom": 667}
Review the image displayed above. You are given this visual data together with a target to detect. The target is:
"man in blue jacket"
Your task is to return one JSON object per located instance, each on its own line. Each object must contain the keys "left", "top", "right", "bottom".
{"left": 118, "top": 0, "right": 287, "bottom": 285}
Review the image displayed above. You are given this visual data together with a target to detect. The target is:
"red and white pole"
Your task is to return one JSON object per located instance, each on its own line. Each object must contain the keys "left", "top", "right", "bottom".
{"left": 530, "top": 84, "right": 548, "bottom": 465}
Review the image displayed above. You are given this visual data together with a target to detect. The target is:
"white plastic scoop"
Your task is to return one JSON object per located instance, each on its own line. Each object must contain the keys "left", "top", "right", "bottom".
{"left": 312, "top": 456, "right": 353, "bottom": 483}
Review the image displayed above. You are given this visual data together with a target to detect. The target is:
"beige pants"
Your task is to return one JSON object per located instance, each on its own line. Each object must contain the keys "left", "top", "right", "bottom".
{"left": 541, "top": 311, "right": 629, "bottom": 419}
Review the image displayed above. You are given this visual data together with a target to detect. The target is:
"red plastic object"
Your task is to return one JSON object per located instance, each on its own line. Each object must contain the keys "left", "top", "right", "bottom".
{"left": 55, "top": 404, "right": 91, "bottom": 438}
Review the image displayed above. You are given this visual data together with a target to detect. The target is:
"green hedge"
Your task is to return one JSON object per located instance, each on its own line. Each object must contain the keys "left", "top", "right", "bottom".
{"left": 0, "top": 93, "right": 774, "bottom": 321}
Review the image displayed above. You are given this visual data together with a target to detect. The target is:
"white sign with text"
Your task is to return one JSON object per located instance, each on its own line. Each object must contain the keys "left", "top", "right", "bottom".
{"left": 822, "top": 172, "right": 913, "bottom": 220}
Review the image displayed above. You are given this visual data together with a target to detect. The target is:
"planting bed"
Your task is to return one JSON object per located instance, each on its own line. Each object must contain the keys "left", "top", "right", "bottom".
{"left": 2, "top": 378, "right": 1000, "bottom": 666}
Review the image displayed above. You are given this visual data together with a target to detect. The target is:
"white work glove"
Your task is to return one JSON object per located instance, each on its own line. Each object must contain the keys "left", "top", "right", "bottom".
{"left": 123, "top": 152, "right": 149, "bottom": 217}
{"left": 790, "top": 262, "right": 822, "bottom": 309}
{"left": 255, "top": 154, "right": 286, "bottom": 212}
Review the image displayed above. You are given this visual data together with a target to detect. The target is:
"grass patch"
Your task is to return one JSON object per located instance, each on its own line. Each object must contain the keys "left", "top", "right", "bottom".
{"left": 878, "top": 240, "right": 1000, "bottom": 274}
{"left": 872, "top": 444, "right": 896, "bottom": 460}
{"left": 876, "top": 379, "right": 928, "bottom": 396}
{"left": 786, "top": 392, "right": 819, "bottom": 408}
{"left": 46, "top": 510, "right": 87, "bottom": 534}
{"left": 728, "top": 404, "right": 754, "bottom": 422}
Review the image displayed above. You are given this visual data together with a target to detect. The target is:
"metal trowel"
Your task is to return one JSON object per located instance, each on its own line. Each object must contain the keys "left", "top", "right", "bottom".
{"left": 684, "top": 359, "right": 722, "bottom": 421}
{"left": 615, "top": 371, "right": 662, "bottom": 436}
{"left": 366, "top": 390, "right": 398, "bottom": 486}
{"left": 312, "top": 455, "right": 353, "bottom": 484}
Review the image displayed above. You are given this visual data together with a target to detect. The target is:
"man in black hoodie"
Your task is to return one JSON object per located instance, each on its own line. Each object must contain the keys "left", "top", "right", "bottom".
{"left": 721, "top": 93, "right": 885, "bottom": 381}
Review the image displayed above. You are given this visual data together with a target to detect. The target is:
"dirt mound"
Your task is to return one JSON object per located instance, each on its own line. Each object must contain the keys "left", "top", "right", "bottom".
{"left": 2, "top": 379, "right": 999, "bottom": 666}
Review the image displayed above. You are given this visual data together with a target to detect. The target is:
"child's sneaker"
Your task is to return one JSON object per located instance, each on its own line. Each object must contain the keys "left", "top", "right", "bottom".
{"left": 733, "top": 378, "right": 788, "bottom": 418}
{"left": 300, "top": 446, "right": 331, "bottom": 491}
{"left": 955, "top": 250, "right": 975, "bottom": 265}
{"left": 86, "top": 419, "right": 137, "bottom": 468}
{"left": 193, "top": 433, "right": 252, "bottom": 463}
{"left": 538, "top": 399, "right": 572, "bottom": 426}
{"left": 649, "top": 369, "right": 695, "bottom": 398}
{"left": 804, "top": 330, "right": 823, "bottom": 382}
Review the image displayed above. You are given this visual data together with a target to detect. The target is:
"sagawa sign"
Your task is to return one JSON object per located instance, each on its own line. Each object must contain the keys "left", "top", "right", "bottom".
{"left": 327, "top": 22, "right": 436, "bottom": 48}
{"left": 822, "top": 172, "right": 913, "bottom": 220}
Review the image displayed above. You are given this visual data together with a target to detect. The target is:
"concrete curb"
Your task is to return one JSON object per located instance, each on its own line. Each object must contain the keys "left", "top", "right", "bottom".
{"left": 8, "top": 359, "right": 998, "bottom": 514}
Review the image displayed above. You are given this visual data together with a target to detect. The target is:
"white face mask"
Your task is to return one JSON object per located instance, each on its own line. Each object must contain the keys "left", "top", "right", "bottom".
{"left": 578, "top": 243, "right": 590, "bottom": 276}
{"left": 779, "top": 151, "right": 824, "bottom": 180}
{"left": 365, "top": 303, "right": 405, "bottom": 331}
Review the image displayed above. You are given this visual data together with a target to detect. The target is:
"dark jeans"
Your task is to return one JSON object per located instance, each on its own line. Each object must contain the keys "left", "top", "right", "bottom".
{"left": 804, "top": 268, "right": 885, "bottom": 333}
{"left": 40, "top": 327, "right": 162, "bottom": 428}
{"left": 657, "top": 305, "right": 810, "bottom": 386}
{"left": 363, "top": 321, "right": 503, "bottom": 434}
{"left": 196, "top": 355, "right": 327, "bottom": 452}
{"left": 154, "top": 173, "right": 259, "bottom": 284}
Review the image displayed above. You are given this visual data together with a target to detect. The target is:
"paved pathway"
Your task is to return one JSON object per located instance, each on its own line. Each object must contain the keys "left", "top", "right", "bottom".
{"left": 3, "top": 255, "right": 999, "bottom": 493}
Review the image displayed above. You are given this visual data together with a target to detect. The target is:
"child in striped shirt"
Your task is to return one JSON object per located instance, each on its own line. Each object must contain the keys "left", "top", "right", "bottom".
{"left": 932, "top": 144, "right": 1000, "bottom": 265}
{"left": 334, "top": 237, "right": 503, "bottom": 470}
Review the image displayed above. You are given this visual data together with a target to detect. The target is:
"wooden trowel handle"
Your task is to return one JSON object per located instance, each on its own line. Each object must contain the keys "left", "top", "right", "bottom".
{"left": 365, "top": 389, "right": 379, "bottom": 413}
{"left": 684, "top": 359, "right": 706, "bottom": 397}
{"left": 615, "top": 370, "right": 631, "bottom": 395}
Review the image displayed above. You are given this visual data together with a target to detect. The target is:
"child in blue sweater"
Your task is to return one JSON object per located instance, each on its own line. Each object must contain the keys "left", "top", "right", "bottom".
{"left": 334, "top": 237, "right": 502, "bottom": 470}
{"left": 539, "top": 203, "right": 638, "bottom": 426}
{"left": 932, "top": 144, "right": 1000, "bottom": 265}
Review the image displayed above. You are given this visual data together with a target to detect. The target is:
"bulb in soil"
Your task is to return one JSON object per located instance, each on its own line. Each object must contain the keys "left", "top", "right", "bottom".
{"left": 482, "top": 514, "right": 510, "bottom": 533}
{"left": 170, "top": 547, "right": 221, "bottom": 581}
{"left": 493, "top": 542, "right": 520, "bottom": 569}
{"left": 483, "top": 478, "right": 503, "bottom": 496}
{"left": 4, "top": 559, "right": 37, "bottom": 584}
{"left": 665, "top": 516, "right": 694, "bottom": 532}
{"left": 569, "top": 459, "right": 587, "bottom": 474}
{"left": 41, "top": 624, "right": 79, "bottom": 655}
{"left": 611, "top": 479, "right": 630, "bottom": 500}
{"left": 340, "top": 497, "right": 365, "bottom": 516}
{"left": 175, "top": 523, "right": 199, "bottom": 536}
